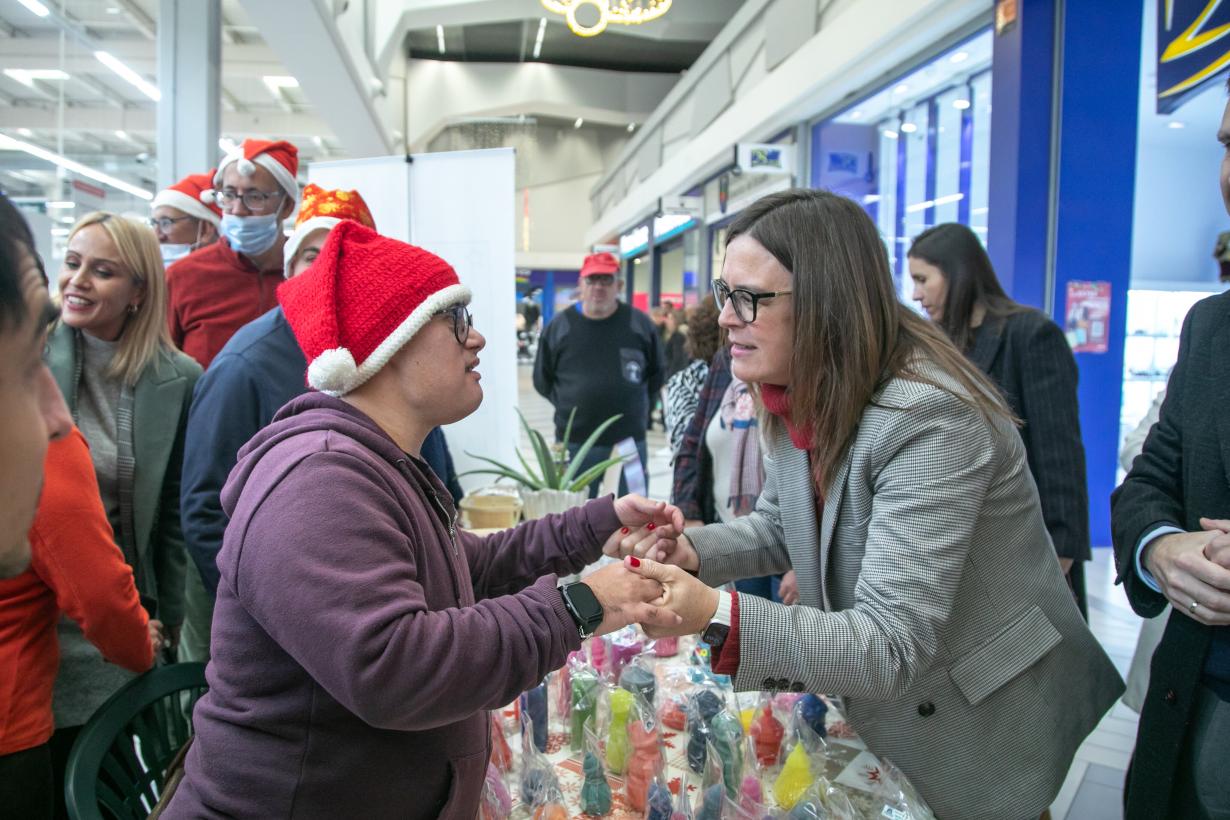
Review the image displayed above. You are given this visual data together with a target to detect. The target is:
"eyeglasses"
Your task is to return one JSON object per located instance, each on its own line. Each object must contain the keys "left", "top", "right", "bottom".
{"left": 435, "top": 303, "right": 473, "bottom": 344}
{"left": 148, "top": 215, "right": 195, "bottom": 232}
{"left": 712, "top": 279, "right": 793, "bottom": 323}
{"left": 213, "top": 188, "right": 285, "bottom": 213}
{"left": 583, "top": 274, "right": 616, "bottom": 287}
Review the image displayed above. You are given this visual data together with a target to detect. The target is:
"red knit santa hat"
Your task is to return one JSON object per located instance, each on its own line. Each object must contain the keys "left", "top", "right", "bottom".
{"left": 214, "top": 139, "right": 300, "bottom": 208}
{"left": 277, "top": 221, "right": 470, "bottom": 396}
{"left": 151, "top": 170, "right": 222, "bottom": 226}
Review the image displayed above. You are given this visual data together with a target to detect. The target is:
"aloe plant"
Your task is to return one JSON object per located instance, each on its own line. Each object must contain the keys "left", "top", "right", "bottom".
{"left": 462, "top": 408, "right": 625, "bottom": 492}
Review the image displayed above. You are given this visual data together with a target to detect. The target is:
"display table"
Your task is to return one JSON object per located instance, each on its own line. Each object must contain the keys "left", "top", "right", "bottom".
{"left": 496, "top": 634, "right": 920, "bottom": 818}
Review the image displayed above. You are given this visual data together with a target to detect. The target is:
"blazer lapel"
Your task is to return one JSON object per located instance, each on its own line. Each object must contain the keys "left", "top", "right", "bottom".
{"left": 771, "top": 433, "right": 824, "bottom": 607}
{"left": 1216, "top": 309, "right": 1230, "bottom": 490}
{"left": 131, "top": 358, "right": 188, "bottom": 556}
{"left": 818, "top": 451, "right": 852, "bottom": 611}
{"left": 968, "top": 316, "right": 1006, "bottom": 374}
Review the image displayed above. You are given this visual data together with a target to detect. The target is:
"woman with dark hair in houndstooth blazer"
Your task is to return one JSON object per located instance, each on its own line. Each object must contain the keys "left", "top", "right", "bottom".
{"left": 615, "top": 189, "right": 1124, "bottom": 820}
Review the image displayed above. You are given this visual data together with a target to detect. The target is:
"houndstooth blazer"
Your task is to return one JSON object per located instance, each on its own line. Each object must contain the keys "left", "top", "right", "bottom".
{"left": 686, "top": 362, "right": 1123, "bottom": 820}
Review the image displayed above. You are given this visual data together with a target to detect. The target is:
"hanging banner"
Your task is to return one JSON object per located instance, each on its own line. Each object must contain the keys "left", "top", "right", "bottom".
{"left": 1157, "top": 0, "right": 1230, "bottom": 114}
{"left": 1064, "top": 281, "right": 1111, "bottom": 353}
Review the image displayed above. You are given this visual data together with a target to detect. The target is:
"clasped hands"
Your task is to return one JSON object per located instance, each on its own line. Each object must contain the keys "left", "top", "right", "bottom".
{"left": 1145, "top": 517, "right": 1230, "bottom": 626}
{"left": 580, "top": 495, "right": 720, "bottom": 638}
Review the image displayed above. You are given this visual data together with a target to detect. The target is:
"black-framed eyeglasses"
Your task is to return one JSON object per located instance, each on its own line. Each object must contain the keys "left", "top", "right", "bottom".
{"left": 213, "top": 188, "right": 285, "bottom": 213}
{"left": 711, "top": 278, "right": 793, "bottom": 323}
{"left": 148, "top": 215, "right": 195, "bottom": 232}
{"left": 435, "top": 303, "right": 473, "bottom": 344}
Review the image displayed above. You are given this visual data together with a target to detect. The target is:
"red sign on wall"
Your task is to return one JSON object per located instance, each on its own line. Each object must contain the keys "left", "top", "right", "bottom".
{"left": 1064, "top": 280, "right": 1111, "bottom": 354}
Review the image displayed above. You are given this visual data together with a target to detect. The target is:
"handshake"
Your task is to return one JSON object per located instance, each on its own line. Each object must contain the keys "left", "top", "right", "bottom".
{"left": 577, "top": 495, "right": 723, "bottom": 640}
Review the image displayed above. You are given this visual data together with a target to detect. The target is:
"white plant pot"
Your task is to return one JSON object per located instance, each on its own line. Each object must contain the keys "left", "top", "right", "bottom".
{"left": 519, "top": 487, "right": 588, "bottom": 520}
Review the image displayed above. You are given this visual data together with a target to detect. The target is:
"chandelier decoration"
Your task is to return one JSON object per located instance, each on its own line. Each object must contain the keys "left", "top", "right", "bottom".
{"left": 541, "top": 0, "right": 672, "bottom": 38}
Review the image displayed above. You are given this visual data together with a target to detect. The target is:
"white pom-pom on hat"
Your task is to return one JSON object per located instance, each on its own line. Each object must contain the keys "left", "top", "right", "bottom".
{"left": 307, "top": 347, "right": 358, "bottom": 395}
{"left": 199, "top": 188, "right": 215, "bottom": 204}
{"left": 237, "top": 157, "right": 256, "bottom": 176}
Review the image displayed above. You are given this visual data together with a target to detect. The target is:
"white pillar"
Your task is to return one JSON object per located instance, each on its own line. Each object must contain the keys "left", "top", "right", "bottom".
{"left": 157, "top": 0, "right": 221, "bottom": 189}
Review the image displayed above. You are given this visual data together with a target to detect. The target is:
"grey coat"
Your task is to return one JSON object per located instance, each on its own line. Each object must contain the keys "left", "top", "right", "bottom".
{"left": 687, "top": 362, "right": 1123, "bottom": 820}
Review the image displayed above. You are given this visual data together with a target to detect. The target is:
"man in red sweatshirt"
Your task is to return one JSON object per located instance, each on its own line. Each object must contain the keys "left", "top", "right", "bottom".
{"left": 165, "top": 139, "right": 299, "bottom": 369}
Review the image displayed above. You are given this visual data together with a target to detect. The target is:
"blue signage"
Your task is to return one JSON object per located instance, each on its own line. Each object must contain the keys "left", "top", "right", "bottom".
{"left": 1157, "top": 0, "right": 1230, "bottom": 114}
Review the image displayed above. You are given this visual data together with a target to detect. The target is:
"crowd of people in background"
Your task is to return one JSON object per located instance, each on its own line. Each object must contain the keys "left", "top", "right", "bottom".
{"left": 0, "top": 75, "right": 1228, "bottom": 820}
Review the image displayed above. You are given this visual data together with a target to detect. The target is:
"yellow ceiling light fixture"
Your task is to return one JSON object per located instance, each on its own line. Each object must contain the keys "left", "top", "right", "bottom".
{"left": 541, "top": 0, "right": 672, "bottom": 38}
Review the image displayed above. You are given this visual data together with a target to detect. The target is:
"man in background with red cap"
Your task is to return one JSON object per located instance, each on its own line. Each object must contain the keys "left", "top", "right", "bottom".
{"left": 149, "top": 170, "right": 221, "bottom": 269}
{"left": 165, "top": 138, "right": 299, "bottom": 370}
{"left": 534, "top": 251, "right": 664, "bottom": 496}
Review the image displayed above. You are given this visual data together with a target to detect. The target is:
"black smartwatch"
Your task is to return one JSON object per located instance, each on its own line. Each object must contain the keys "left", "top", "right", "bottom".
{"left": 559, "top": 582, "right": 604, "bottom": 639}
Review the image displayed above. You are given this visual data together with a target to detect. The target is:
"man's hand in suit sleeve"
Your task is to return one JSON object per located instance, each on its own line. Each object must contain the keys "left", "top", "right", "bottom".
{"left": 1145, "top": 519, "right": 1230, "bottom": 626}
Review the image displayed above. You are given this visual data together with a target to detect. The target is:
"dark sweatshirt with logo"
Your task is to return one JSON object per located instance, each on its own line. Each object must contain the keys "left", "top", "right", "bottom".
{"left": 533, "top": 301, "right": 665, "bottom": 445}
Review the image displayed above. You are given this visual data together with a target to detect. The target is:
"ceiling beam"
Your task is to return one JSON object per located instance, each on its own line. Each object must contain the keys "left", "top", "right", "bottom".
{"left": 240, "top": 0, "right": 393, "bottom": 156}
{"left": 114, "top": 0, "right": 157, "bottom": 40}
{"left": 76, "top": 75, "right": 134, "bottom": 108}
{"left": 0, "top": 37, "right": 285, "bottom": 79}
{"left": 0, "top": 105, "right": 331, "bottom": 139}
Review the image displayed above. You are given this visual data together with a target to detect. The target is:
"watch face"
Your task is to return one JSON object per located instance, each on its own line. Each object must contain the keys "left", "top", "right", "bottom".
{"left": 702, "top": 622, "right": 730, "bottom": 647}
{"left": 565, "top": 582, "right": 604, "bottom": 631}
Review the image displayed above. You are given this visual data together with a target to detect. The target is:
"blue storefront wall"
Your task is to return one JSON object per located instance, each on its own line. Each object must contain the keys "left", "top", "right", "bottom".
{"left": 987, "top": 0, "right": 1143, "bottom": 547}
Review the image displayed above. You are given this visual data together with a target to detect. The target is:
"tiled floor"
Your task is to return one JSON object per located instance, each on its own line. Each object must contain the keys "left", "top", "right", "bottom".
{"left": 516, "top": 363, "right": 1143, "bottom": 820}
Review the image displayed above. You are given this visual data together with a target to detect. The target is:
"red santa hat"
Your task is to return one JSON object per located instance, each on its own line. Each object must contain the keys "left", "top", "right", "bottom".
{"left": 283, "top": 183, "right": 377, "bottom": 273}
{"left": 214, "top": 138, "right": 300, "bottom": 208}
{"left": 151, "top": 170, "right": 222, "bottom": 226}
{"left": 277, "top": 221, "right": 470, "bottom": 396}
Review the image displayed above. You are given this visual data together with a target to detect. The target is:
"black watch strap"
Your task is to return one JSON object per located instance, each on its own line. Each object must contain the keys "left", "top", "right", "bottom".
{"left": 560, "top": 582, "right": 604, "bottom": 639}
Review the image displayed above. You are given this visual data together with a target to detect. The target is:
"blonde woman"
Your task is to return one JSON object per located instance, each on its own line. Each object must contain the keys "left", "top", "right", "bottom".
{"left": 45, "top": 212, "right": 199, "bottom": 783}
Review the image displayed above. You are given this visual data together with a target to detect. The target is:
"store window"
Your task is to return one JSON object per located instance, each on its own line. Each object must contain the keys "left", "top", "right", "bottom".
{"left": 810, "top": 30, "right": 993, "bottom": 300}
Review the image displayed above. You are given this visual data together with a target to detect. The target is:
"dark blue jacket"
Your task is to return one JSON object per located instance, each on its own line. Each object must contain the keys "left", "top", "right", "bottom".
{"left": 181, "top": 307, "right": 462, "bottom": 596}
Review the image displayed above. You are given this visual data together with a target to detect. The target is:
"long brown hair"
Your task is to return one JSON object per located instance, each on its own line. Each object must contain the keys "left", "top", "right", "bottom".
{"left": 908, "top": 222, "right": 1024, "bottom": 352}
{"left": 726, "top": 189, "right": 1013, "bottom": 486}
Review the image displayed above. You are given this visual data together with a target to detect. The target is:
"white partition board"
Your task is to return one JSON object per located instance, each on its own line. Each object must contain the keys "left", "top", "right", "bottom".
{"left": 309, "top": 149, "right": 518, "bottom": 492}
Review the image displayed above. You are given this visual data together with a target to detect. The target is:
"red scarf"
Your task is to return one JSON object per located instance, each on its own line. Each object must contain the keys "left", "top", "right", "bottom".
{"left": 760, "top": 383, "right": 814, "bottom": 451}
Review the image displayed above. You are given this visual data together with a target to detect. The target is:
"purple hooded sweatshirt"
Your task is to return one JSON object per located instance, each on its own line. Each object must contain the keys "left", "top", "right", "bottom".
{"left": 164, "top": 392, "right": 617, "bottom": 818}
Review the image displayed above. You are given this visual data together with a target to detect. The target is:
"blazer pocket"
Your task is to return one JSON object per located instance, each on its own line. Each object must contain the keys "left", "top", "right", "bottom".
{"left": 948, "top": 605, "right": 1061, "bottom": 707}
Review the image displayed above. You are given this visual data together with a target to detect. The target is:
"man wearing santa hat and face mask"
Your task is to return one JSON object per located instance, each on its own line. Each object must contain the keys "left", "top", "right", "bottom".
{"left": 149, "top": 170, "right": 221, "bottom": 269}
{"left": 165, "top": 139, "right": 299, "bottom": 370}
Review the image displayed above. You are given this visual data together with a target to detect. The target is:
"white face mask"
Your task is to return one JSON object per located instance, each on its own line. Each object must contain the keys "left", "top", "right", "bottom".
{"left": 160, "top": 243, "right": 193, "bottom": 267}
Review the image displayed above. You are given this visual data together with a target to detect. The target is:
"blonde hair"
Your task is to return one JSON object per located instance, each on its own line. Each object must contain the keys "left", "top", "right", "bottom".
{"left": 66, "top": 211, "right": 171, "bottom": 386}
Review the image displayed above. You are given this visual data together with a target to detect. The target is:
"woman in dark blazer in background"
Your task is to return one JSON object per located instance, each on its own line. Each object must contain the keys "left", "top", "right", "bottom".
{"left": 909, "top": 222, "right": 1091, "bottom": 616}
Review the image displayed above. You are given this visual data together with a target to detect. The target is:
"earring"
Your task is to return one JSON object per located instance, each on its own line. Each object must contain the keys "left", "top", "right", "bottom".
{"left": 127, "top": 304, "right": 139, "bottom": 315}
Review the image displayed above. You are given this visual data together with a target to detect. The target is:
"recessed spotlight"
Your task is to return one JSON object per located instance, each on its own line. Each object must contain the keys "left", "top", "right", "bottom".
{"left": 574, "top": 117, "right": 584, "bottom": 129}
{"left": 952, "top": 99, "right": 971, "bottom": 110}
{"left": 882, "top": 130, "right": 899, "bottom": 140}
{"left": 949, "top": 51, "right": 969, "bottom": 64}
{"left": 627, "top": 123, "right": 635, "bottom": 132}
{"left": 1168, "top": 121, "right": 1185, "bottom": 129}
{"left": 850, "top": 110, "right": 863, "bottom": 120}
{"left": 900, "top": 122, "right": 918, "bottom": 133}
{"left": 894, "top": 84, "right": 909, "bottom": 95}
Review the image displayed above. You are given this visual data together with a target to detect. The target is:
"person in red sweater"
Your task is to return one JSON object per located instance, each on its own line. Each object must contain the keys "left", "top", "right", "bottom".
{"left": 165, "top": 138, "right": 299, "bottom": 369}
{"left": 0, "top": 428, "right": 157, "bottom": 819}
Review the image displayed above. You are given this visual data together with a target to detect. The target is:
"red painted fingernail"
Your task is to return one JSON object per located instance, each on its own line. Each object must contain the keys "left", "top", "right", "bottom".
{"left": 620, "top": 527, "right": 629, "bottom": 534}
{"left": 647, "top": 523, "right": 656, "bottom": 530}
{"left": 629, "top": 556, "right": 641, "bottom": 568}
